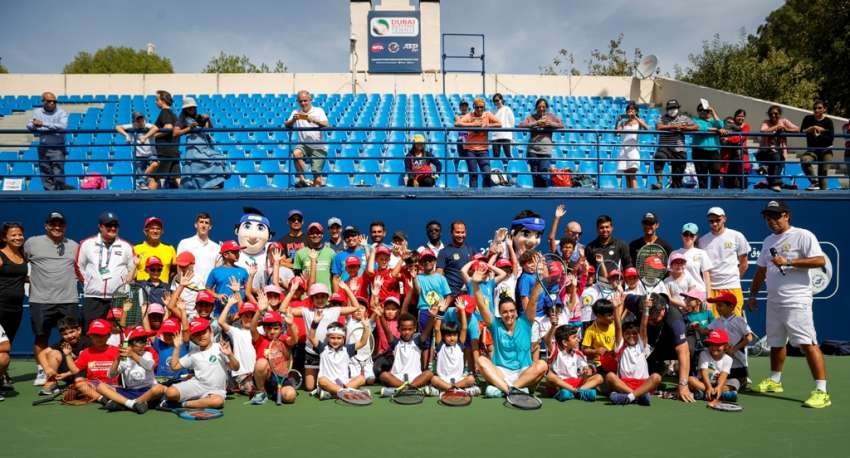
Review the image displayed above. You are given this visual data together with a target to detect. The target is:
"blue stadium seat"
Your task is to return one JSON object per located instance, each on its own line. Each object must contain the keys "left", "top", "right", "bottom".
{"left": 326, "top": 173, "right": 350, "bottom": 188}
{"left": 353, "top": 174, "right": 377, "bottom": 187}
{"left": 271, "top": 174, "right": 289, "bottom": 189}
{"left": 245, "top": 174, "right": 269, "bottom": 189}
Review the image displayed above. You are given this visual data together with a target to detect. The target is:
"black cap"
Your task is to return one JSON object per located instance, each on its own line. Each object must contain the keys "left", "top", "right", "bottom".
{"left": 459, "top": 100, "right": 469, "bottom": 106}
{"left": 392, "top": 230, "right": 407, "bottom": 242}
{"left": 99, "top": 212, "right": 119, "bottom": 225}
{"left": 761, "top": 200, "right": 790, "bottom": 214}
{"left": 641, "top": 212, "right": 658, "bottom": 224}
{"left": 131, "top": 111, "right": 145, "bottom": 120}
{"left": 46, "top": 211, "right": 65, "bottom": 223}
{"left": 666, "top": 99, "right": 680, "bottom": 109}
{"left": 342, "top": 225, "right": 359, "bottom": 237}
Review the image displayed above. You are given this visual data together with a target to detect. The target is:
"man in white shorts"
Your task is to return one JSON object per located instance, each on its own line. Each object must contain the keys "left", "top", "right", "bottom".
{"left": 285, "top": 90, "right": 330, "bottom": 188}
{"left": 699, "top": 207, "right": 750, "bottom": 316}
{"left": 747, "top": 200, "right": 830, "bottom": 408}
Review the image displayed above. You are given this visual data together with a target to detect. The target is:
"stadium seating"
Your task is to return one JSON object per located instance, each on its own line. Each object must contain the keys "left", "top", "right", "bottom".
{"left": 2, "top": 93, "right": 831, "bottom": 191}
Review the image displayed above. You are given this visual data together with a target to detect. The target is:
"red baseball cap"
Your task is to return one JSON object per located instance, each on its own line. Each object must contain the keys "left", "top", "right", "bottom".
{"left": 707, "top": 291, "right": 737, "bottom": 305}
{"left": 144, "top": 216, "right": 163, "bottom": 228}
{"left": 375, "top": 245, "right": 391, "bottom": 256}
{"left": 586, "top": 265, "right": 596, "bottom": 274}
{"left": 307, "top": 222, "right": 324, "bottom": 233}
{"left": 645, "top": 255, "right": 666, "bottom": 270}
{"left": 705, "top": 329, "right": 729, "bottom": 345}
{"left": 495, "top": 258, "right": 512, "bottom": 269}
{"left": 470, "top": 260, "right": 487, "bottom": 272}
{"left": 238, "top": 302, "right": 259, "bottom": 316}
{"left": 107, "top": 307, "right": 124, "bottom": 320}
{"left": 420, "top": 249, "right": 437, "bottom": 260}
{"left": 195, "top": 290, "right": 216, "bottom": 305}
{"left": 607, "top": 269, "right": 623, "bottom": 278}
{"left": 261, "top": 311, "right": 283, "bottom": 325}
{"left": 158, "top": 318, "right": 181, "bottom": 335}
{"left": 220, "top": 240, "right": 241, "bottom": 254}
{"left": 345, "top": 255, "right": 362, "bottom": 267}
{"left": 87, "top": 319, "right": 112, "bottom": 336}
{"left": 125, "top": 326, "right": 154, "bottom": 341}
{"left": 547, "top": 261, "right": 564, "bottom": 278}
{"left": 189, "top": 317, "right": 210, "bottom": 334}
{"left": 624, "top": 267, "right": 639, "bottom": 278}
{"left": 175, "top": 251, "right": 195, "bottom": 267}
{"left": 145, "top": 256, "right": 163, "bottom": 268}
{"left": 330, "top": 291, "right": 347, "bottom": 303}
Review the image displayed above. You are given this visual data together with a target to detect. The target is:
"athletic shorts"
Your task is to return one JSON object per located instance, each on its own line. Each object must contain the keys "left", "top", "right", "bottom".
{"left": 304, "top": 351, "right": 320, "bottom": 370}
{"left": 417, "top": 309, "right": 434, "bottom": 347}
{"left": 173, "top": 378, "right": 226, "bottom": 403}
{"left": 766, "top": 307, "right": 817, "bottom": 348}
{"left": 373, "top": 353, "right": 394, "bottom": 379}
{"left": 621, "top": 377, "right": 648, "bottom": 391}
{"left": 116, "top": 386, "right": 152, "bottom": 399}
{"left": 545, "top": 377, "right": 583, "bottom": 395}
{"left": 496, "top": 366, "right": 525, "bottom": 386}
{"left": 729, "top": 366, "right": 748, "bottom": 380}
{"left": 349, "top": 359, "right": 374, "bottom": 380}
{"left": 390, "top": 366, "right": 422, "bottom": 383}
{"left": 295, "top": 144, "right": 327, "bottom": 175}
{"left": 263, "top": 376, "right": 296, "bottom": 394}
{"left": 30, "top": 302, "right": 78, "bottom": 336}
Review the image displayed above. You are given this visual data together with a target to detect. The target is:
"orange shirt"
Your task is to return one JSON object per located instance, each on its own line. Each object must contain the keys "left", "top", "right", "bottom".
{"left": 460, "top": 112, "right": 501, "bottom": 151}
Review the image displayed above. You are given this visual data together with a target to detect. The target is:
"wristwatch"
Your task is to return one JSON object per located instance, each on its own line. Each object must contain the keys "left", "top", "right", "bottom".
{"left": 678, "top": 379, "right": 688, "bottom": 387}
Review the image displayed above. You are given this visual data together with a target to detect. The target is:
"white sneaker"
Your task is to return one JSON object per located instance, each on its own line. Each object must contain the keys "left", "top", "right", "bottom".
{"left": 33, "top": 365, "right": 47, "bottom": 386}
{"left": 318, "top": 390, "right": 332, "bottom": 401}
{"left": 465, "top": 386, "right": 482, "bottom": 396}
{"left": 380, "top": 387, "right": 396, "bottom": 398}
{"left": 806, "top": 184, "right": 821, "bottom": 191}
{"left": 484, "top": 385, "right": 504, "bottom": 398}
{"left": 424, "top": 386, "right": 440, "bottom": 397}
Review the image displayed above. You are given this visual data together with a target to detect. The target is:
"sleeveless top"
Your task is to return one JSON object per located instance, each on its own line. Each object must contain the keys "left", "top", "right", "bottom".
{"left": 0, "top": 250, "right": 28, "bottom": 307}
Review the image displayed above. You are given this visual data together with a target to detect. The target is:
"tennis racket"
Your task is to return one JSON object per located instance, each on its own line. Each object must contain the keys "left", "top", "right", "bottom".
{"left": 534, "top": 253, "right": 569, "bottom": 311}
{"left": 172, "top": 408, "right": 224, "bottom": 420}
{"left": 505, "top": 387, "right": 542, "bottom": 410}
{"left": 392, "top": 375, "right": 424, "bottom": 405}
{"left": 636, "top": 244, "right": 668, "bottom": 292}
{"left": 596, "top": 259, "right": 622, "bottom": 300}
{"left": 347, "top": 320, "right": 376, "bottom": 378}
{"left": 32, "top": 386, "right": 69, "bottom": 406}
{"left": 439, "top": 379, "right": 472, "bottom": 407}
{"left": 337, "top": 388, "right": 373, "bottom": 406}
{"left": 267, "top": 339, "right": 290, "bottom": 405}
{"left": 707, "top": 400, "right": 743, "bottom": 412}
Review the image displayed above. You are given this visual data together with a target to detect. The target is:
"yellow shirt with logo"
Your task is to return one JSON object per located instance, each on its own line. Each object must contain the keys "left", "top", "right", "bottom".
{"left": 581, "top": 321, "right": 615, "bottom": 365}
{"left": 134, "top": 241, "right": 177, "bottom": 281}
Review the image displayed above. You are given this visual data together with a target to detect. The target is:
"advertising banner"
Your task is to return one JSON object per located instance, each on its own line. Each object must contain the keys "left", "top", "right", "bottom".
{"left": 367, "top": 10, "right": 421, "bottom": 73}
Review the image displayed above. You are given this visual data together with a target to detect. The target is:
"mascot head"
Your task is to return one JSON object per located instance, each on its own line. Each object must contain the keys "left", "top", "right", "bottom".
{"left": 510, "top": 210, "right": 545, "bottom": 259}
{"left": 235, "top": 207, "right": 272, "bottom": 256}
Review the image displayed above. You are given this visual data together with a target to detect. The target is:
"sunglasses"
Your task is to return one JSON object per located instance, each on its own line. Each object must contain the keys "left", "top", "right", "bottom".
{"left": 289, "top": 217, "right": 303, "bottom": 223}
{"left": 147, "top": 267, "right": 163, "bottom": 272}
{"left": 708, "top": 218, "right": 722, "bottom": 224}
{"left": 298, "top": 99, "right": 310, "bottom": 103}
{"left": 104, "top": 223, "right": 119, "bottom": 229}
{"left": 682, "top": 232, "right": 696, "bottom": 237}
{"left": 474, "top": 105, "right": 485, "bottom": 109}
{"left": 43, "top": 100, "right": 57, "bottom": 103}
{"left": 128, "top": 338, "right": 147, "bottom": 345}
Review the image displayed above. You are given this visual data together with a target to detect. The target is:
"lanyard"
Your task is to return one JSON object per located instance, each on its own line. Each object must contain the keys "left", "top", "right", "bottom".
{"left": 97, "top": 238, "right": 114, "bottom": 271}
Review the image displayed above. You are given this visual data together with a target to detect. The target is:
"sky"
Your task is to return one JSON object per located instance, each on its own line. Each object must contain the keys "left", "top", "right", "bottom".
{"left": 0, "top": 0, "right": 784, "bottom": 75}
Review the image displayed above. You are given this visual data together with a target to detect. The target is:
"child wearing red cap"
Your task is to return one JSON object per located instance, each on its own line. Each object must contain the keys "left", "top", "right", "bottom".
{"left": 688, "top": 328, "right": 739, "bottom": 402}
{"left": 372, "top": 290, "right": 402, "bottom": 380}
{"left": 205, "top": 240, "right": 249, "bottom": 312}
{"left": 63, "top": 319, "right": 120, "bottom": 404}
{"left": 150, "top": 317, "right": 189, "bottom": 381}
{"left": 218, "top": 294, "right": 258, "bottom": 396}
{"left": 248, "top": 293, "right": 299, "bottom": 404}
{"left": 105, "top": 307, "right": 125, "bottom": 347}
{"left": 606, "top": 293, "right": 661, "bottom": 405}
{"left": 138, "top": 256, "right": 170, "bottom": 309}
{"left": 706, "top": 292, "right": 752, "bottom": 388}
{"left": 162, "top": 317, "right": 239, "bottom": 409}
{"left": 96, "top": 326, "right": 161, "bottom": 414}
{"left": 623, "top": 267, "right": 646, "bottom": 296}
{"left": 364, "top": 245, "right": 402, "bottom": 304}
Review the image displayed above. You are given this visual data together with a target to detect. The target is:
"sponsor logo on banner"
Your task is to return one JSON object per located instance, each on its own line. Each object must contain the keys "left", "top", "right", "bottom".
{"left": 402, "top": 43, "right": 419, "bottom": 53}
{"left": 370, "top": 17, "right": 419, "bottom": 37}
{"left": 370, "top": 43, "right": 384, "bottom": 53}
{"left": 388, "top": 42, "right": 400, "bottom": 53}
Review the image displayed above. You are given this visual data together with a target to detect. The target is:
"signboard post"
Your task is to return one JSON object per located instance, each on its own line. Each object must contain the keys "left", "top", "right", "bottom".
{"left": 367, "top": 10, "right": 422, "bottom": 73}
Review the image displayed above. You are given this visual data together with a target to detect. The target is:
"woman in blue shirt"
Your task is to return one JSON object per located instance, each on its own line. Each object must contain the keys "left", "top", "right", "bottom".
{"left": 691, "top": 104, "right": 727, "bottom": 189}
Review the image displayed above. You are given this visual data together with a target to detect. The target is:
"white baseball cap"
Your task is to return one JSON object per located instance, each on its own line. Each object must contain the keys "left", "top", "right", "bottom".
{"left": 706, "top": 207, "right": 725, "bottom": 216}
{"left": 182, "top": 97, "right": 197, "bottom": 109}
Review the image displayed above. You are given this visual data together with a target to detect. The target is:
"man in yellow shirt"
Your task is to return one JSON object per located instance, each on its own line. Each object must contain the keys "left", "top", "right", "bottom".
{"left": 581, "top": 299, "right": 616, "bottom": 368}
{"left": 134, "top": 216, "right": 176, "bottom": 282}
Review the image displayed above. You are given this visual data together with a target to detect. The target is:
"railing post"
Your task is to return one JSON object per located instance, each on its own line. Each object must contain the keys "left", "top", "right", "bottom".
{"left": 595, "top": 131, "right": 601, "bottom": 190}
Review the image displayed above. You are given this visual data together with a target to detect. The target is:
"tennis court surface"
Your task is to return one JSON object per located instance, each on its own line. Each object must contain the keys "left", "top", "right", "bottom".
{"left": 3, "top": 356, "right": 847, "bottom": 458}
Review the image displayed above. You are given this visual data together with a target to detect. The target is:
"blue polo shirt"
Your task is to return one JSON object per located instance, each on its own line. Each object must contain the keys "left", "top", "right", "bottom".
{"left": 436, "top": 243, "right": 475, "bottom": 294}
{"left": 516, "top": 272, "right": 547, "bottom": 317}
{"left": 331, "top": 247, "right": 366, "bottom": 280}
{"left": 490, "top": 315, "right": 532, "bottom": 371}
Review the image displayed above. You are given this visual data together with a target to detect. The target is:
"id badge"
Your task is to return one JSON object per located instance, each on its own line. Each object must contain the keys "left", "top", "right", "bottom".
{"left": 99, "top": 267, "right": 112, "bottom": 280}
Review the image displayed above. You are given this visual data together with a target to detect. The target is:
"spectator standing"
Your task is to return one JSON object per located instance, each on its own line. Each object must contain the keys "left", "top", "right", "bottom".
{"left": 720, "top": 109, "right": 750, "bottom": 189}
{"left": 174, "top": 98, "right": 228, "bottom": 190}
{"left": 455, "top": 98, "right": 501, "bottom": 188}
{"left": 285, "top": 90, "right": 329, "bottom": 188}
{"left": 417, "top": 220, "right": 445, "bottom": 257}
{"left": 690, "top": 102, "right": 727, "bottom": 189}
{"left": 278, "top": 209, "right": 307, "bottom": 261}
{"left": 116, "top": 112, "right": 158, "bottom": 190}
{"left": 758, "top": 106, "right": 799, "bottom": 192}
{"left": 326, "top": 217, "right": 345, "bottom": 253}
{"left": 615, "top": 102, "right": 648, "bottom": 189}
{"left": 146, "top": 90, "right": 180, "bottom": 188}
{"left": 491, "top": 93, "right": 515, "bottom": 158}
{"left": 24, "top": 212, "right": 79, "bottom": 383}
{"left": 293, "top": 223, "right": 336, "bottom": 291}
{"left": 0, "top": 222, "right": 27, "bottom": 387}
{"left": 75, "top": 212, "right": 135, "bottom": 330}
{"left": 653, "top": 99, "right": 697, "bottom": 189}
{"left": 405, "top": 134, "right": 441, "bottom": 187}
{"left": 698, "top": 207, "right": 750, "bottom": 317}
{"left": 176, "top": 212, "right": 220, "bottom": 287}
{"left": 26, "top": 92, "right": 71, "bottom": 191}
{"left": 134, "top": 216, "right": 176, "bottom": 282}
{"left": 585, "top": 215, "right": 632, "bottom": 268}
{"left": 800, "top": 100, "right": 835, "bottom": 191}
{"left": 628, "top": 212, "right": 673, "bottom": 263}
{"left": 518, "top": 98, "right": 564, "bottom": 188}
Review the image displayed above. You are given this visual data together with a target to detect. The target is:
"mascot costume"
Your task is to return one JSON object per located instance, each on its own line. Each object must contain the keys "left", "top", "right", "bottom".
{"left": 234, "top": 207, "right": 273, "bottom": 285}
{"left": 509, "top": 209, "right": 546, "bottom": 259}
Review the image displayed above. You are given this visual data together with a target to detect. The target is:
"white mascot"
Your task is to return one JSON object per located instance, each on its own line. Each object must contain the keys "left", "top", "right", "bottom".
{"left": 510, "top": 209, "right": 545, "bottom": 260}
{"left": 234, "top": 207, "right": 273, "bottom": 286}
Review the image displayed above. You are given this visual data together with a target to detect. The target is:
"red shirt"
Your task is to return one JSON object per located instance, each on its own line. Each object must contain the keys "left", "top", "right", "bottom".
{"left": 375, "top": 319, "right": 400, "bottom": 355}
{"left": 254, "top": 334, "right": 292, "bottom": 363}
{"left": 289, "top": 299, "right": 309, "bottom": 343}
{"left": 75, "top": 345, "right": 120, "bottom": 384}
{"left": 363, "top": 268, "right": 400, "bottom": 303}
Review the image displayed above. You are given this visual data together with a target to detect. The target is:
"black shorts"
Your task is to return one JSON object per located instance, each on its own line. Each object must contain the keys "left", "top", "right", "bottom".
{"left": 264, "top": 376, "right": 296, "bottom": 394}
{"left": 30, "top": 302, "right": 78, "bottom": 336}
{"left": 304, "top": 351, "right": 320, "bottom": 370}
{"left": 156, "top": 157, "right": 181, "bottom": 178}
{"left": 729, "top": 367, "right": 749, "bottom": 380}
{"left": 372, "top": 353, "right": 394, "bottom": 379}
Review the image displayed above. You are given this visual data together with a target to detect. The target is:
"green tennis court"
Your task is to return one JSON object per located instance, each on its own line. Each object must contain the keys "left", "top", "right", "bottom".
{"left": 3, "top": 356, "right": 847, "bottom": 458}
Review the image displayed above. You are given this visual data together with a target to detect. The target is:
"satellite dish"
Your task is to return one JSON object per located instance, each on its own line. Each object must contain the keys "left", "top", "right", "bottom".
{"left": 635, "top": 54, "right": 658, "bottom": 79}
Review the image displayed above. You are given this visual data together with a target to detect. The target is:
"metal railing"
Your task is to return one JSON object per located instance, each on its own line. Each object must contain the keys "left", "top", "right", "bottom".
{"left": 1, "top": 126, "right": 848, "bottom": 191}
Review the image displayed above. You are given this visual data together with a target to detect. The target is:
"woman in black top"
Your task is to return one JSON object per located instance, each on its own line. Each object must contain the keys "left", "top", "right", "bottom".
{"left": 0, "top": 222, "right": 27, "bottom": 385}
{"left": 800, "top": 99, "right": 835, "bottom": 191}
{"left": 405, "top": 134, "right": 441, "bottom": 187}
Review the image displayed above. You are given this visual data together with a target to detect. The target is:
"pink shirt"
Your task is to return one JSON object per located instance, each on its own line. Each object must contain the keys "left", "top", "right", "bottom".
{"left": 759, "top": 118, "right": 799, "bottom": 157}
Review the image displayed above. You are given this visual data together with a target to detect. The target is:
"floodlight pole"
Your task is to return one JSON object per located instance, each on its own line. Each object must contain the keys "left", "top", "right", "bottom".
{"left": 441, "top": 33, "right": 486, "bottom": 96}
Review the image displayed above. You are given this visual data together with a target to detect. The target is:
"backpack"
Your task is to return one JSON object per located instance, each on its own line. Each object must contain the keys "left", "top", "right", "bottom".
{"left": 80, "top": 173, "right": 106, "bottom": 190}
{"left": 550, "top": 168, "right": 573, "bottom": 187}
{"left": 821, "top": 340, "right": 850, "bottom": 356}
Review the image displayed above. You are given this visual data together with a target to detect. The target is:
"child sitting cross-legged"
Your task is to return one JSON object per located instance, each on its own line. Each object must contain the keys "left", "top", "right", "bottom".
{"left": 689, "top": 328, "right": 739, "bottom": 403}
{"left": 248, "top": 293, "right": 299, "bottom": 405}
{"left": 309, "top": 309, "right": 372, "bottom": 400}
{"left": 544, "top": 323, "right": 603, "bottom": 402}
{"left": 430, "top": 299, "right": 479, "bottom": 396}
{"left": 95, "top": 326, "right": 164, "bottom": 414}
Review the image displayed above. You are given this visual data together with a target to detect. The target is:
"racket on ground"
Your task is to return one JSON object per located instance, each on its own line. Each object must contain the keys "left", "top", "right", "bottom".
{"left": 439, "top": 379, "right": 472, "bottom": 407}
{"left": 32, "top": 386, "right": 68, "bottom": 406}
{"left": 173, "top": 408, "right": 224, "bottom": 420}
{"left": 287, "top": 368, "right": 303, "bottom": 390}
{"left": 636, "top": 244, "right": 668, "bottom": 292}
{"left": 707, "top": 400, "right": 743, "bottom": 412}
{"left": 392, "top": 375, "right": 424, "bottom": 405}
{"left": 505, "top": 387, "right": 542, "bottom": 410}
{"left": 267, "top": 339, "right": 290, "bottom": 405}
{"left": 596, "top": 259, "right": 622, "bottom": 300}
{"left": 337, "top": 388, "right": 373, "bottom": 406}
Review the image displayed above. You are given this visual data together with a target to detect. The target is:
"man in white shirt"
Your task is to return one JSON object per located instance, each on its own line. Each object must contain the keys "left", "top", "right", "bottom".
{"left": 491, "top": 93, "right": 515, "bottom": 158}
{"left": 176, "top": 212, "right": 220, "bottom": 286}
{"left": 285, "top": 90, "right": 330, "bottom": 188}
{"left": 747, "top": 200, "right": 830, "bottom": 409}
{"left": 698, "top": 207, "right": 750, "bottom": 316}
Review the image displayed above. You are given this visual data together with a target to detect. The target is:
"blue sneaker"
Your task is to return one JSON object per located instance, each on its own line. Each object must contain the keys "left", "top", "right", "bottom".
{"left": 636, "top": 393, "right": 651, "bottom": 406}
{"left": 554, "top": 389, "right": 574, "bottom": 401}
{"left": 720, "top": 391, "right": 738, "bottom": 402}
{"left": 577, "top": 389, "right": 597, "bottom": 402}
{"left": 484, "top": 385, "right": 504, "bottom": 398}
{"left": 609, "top": 392, "right": 630, "bottom": 405}
{"left": 250, "top": 392, "right": 268, "bottom": 405}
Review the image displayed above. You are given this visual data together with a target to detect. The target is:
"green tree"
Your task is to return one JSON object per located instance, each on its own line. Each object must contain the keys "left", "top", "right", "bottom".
{"left": 63, "top": 46, "right": 173, "bottom": 73}
{"left": 541, "top": 34, "right": 644, "bottom": 77}
{"left": 203, "top": 52, "right": 287, "bottom": 73}
{"left": 0, "top": 62, "right": 8, "bottom": 73}
{"left": 539, "top": 49, "right": 579, "bottom": 76}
